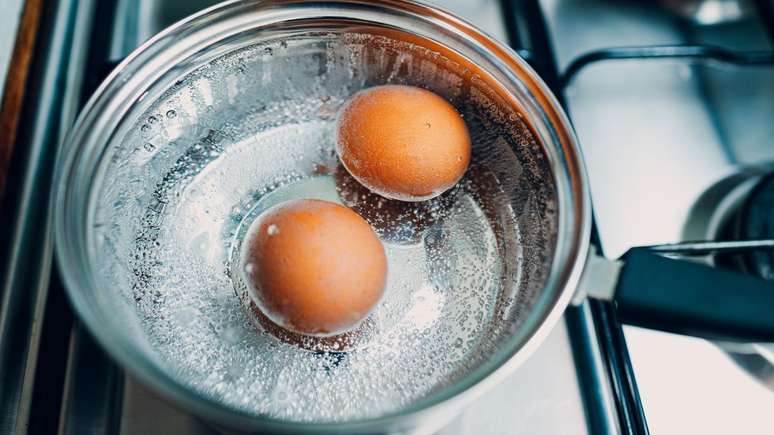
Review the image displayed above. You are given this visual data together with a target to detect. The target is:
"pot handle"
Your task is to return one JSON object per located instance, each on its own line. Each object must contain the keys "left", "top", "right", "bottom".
{"left": 612, "top": 248, "right": 774, "bottom": 342}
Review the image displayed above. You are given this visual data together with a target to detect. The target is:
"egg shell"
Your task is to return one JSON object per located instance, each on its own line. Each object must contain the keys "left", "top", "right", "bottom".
{"left": 241, "top": 199, "right": 387, "bottom": 336}
{"left": 336, "top": 85, "right": 471, "bottom": 201}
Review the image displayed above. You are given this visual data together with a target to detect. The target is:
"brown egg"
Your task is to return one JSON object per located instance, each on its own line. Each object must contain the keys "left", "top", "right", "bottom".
{"left": 336, "top": 85, "right": 471, "bottom": 201}
{"left": 240, "top": 199, "right": 387, "bottom": 337}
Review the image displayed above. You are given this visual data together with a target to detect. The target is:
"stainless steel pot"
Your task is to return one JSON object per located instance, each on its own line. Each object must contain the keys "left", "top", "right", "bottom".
{"left": 52, "top": 0, "right": 774, "bottom": 433}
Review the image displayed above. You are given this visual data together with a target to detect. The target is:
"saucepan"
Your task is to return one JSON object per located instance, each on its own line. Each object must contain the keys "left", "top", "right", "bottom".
{"left": 52, "top": 0, "right": 774, "bottom": 433}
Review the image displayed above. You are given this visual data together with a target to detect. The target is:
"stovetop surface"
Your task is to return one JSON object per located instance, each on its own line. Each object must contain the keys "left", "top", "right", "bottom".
{"left": 543, "top": 0, "right": 774, "bottom": 433}
{"left": 2, "top": 0, "right": 773, "bottom": 434}
{"left": 112, "top": 0, "right": 774, "bottom": 433}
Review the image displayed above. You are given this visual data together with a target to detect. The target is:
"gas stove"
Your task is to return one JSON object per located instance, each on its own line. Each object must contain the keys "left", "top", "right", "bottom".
{"left": 0, "top": 0, "right": 772, "bottom": 434}
{"left": 543, "top": 0, "right": 774, "bottom": 433}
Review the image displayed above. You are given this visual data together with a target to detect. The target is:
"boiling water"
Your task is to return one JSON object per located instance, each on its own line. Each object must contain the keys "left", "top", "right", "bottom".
{"left": 92, "top": 33, "right": 556, "bottom": 422}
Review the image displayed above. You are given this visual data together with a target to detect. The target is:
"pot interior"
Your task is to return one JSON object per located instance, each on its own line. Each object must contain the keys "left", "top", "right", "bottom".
{"left": 84, "top": 25, "right": 558, "bottom": 423}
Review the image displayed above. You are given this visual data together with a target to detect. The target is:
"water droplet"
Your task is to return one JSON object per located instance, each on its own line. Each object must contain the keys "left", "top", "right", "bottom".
{"left": 425, "top": 122, "right": 431, "bottom": 128}
{"left": 148, "top": 115, "right": 158, "bottom": 124}
{"left": 166, "top": 110, "right": 177, "bottom": 119}
{"left": 140, "top": 124, "right": 150, "bottom": 132}
{"left": 267, "top": 224, "right": 279, "bottom": 236}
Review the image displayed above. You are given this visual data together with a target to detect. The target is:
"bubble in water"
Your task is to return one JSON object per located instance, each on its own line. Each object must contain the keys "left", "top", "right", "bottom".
{"left": 143, "top": 142, "right": 156, "bottom": 152}
{"left": 166, "top": 110, "right": 177, "bottom": 119}
{"left": 317, "top": 102, "right": 338, "bottom": 120}
{"left": 222, "top": 325, "right": 242, "bottom": 343}
{"left": 227, "top": 362, "right": 244, "bottom": 379}
{"left": 169, "top": 272, "right": 183, "bottom": 285}
{"left": 267, "top": 224, "right": 279, "bottom": 236}
{"left": 140, "top": 124, "right": 151, "bottom": 132}
{"left": 148, "top": 115, "right": 158, "bottom": 124}
{"left": 177, "top": 307, "right": 198, "bottom": 326}
{"left": 157, "top": 262, "right": 170, "bottom": 276}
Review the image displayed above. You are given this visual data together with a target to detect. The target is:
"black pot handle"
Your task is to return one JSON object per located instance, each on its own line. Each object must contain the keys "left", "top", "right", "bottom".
{"left": 613, "top": 248, "right": 774, "bottom": 342}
